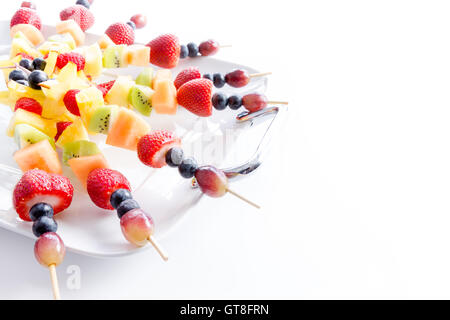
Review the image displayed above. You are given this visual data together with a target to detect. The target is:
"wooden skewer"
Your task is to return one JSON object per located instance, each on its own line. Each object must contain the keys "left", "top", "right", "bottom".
{"left": 147, "top": 235, "right": 169, "bottom": 261}
{"left": 249, "top": 72, "right": 272, "bottom": 78}
{"left": 267, "top": 101, "right": 289, "bottom": 105}
{"left": 226, "top": 188, "right": 261, "bottom": 209}
{"left": 48, "top": 264, "right": 61, "bottom": 300}
{"left": 219, "top": 44, "right": 232, "bottom": 48}
{"left": 0, "top": 65, "right": 16, "bottom": 70}
{"left": 38, "top": 83, "right": 51, "bottom": 89}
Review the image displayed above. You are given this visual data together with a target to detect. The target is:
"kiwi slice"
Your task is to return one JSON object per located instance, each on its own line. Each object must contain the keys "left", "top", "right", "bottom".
{"left": 128, "top": 85, "right": 154, "bottom": 116}
{"left": 88, "top": 105, "right": 118, "bottom": 134}
{"left": 102, "top": 45, "right": 126, "bottom": 68}
{"left": 135, "top": 68, "right": 154, "bottom": 87}
{"left": 14, "top": 124, "right": 56, "bottom": 150}
{"left": 62, "top": 140, "right": 100, "bottom": 164}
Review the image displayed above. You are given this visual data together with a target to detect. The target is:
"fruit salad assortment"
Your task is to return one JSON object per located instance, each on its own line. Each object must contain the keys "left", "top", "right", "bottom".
{"left": 0, "top": 0, "right": 278, "bottom": 299}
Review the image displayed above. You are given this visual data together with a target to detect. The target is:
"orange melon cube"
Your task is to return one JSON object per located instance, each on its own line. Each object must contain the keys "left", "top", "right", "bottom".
{"left": 106, "top": 107, "right": 151, "bottom": 151}
{"left": 126, "top": 45, "right": 150, "bottom": 66}
{"left": 56, "top": 20, "right": 85, "bottom": 46}
{"left": 10, "top": 24, "right": 44, "bottom": 46}
{"left": 68, "top": 153, "right": 109, "bottom": 189}
{"left": 152, "top": 79, "right": 178, "bottom": 115}
{"left": 13, "top": 140, "right": 62, "bottom": 174}
{"left": 152, "top": 69, "right": 172, "bottom": 89}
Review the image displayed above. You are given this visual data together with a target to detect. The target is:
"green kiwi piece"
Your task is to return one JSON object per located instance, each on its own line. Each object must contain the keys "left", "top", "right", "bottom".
{"left": 14, "top": 123, "right": 56, "bottom": 150}
{"left": 88, "top": 105, "right": 118, "bottom": 134}
{"left": 128, "top": 85, "right": 154, "bottom": 116}
{"left": 62, "top": 140, "right": 100, "bottom": 165}
{"left": 135, "top": 68, "right": 153, "bottom": 87}
{"left": 102, "top": 45, "right": 126, "bottom": 68}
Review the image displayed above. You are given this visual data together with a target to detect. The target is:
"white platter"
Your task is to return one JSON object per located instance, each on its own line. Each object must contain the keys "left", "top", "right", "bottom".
{"left": 0, "top": 21, "right": 273, "bottom": 257}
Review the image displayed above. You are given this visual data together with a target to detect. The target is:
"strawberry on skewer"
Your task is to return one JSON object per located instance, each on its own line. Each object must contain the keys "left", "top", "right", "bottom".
{"left": 13, "top": 169, "right": 74, "bottom": 300}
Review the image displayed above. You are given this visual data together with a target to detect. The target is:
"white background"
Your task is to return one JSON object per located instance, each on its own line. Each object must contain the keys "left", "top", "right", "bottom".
{"left": 1, "top": 0, "right": 450, "bottom": 299}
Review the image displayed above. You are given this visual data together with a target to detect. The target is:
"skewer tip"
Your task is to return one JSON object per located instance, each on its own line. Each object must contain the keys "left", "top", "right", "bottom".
{"left": 148, "top": 236, "right": 169, "bottom": 261}
{"left": 226, "top": 188, "right": 261, "bottom": 209}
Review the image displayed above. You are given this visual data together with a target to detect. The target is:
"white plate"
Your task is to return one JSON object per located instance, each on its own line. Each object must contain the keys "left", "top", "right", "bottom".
{"left": 0, "top": 22, "right": 272, "bottom": 257}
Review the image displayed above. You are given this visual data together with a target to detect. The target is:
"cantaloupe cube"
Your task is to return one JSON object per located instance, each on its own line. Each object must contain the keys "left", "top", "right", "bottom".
{"left": 7, "top": 109, "right": 56, "bottom": 138}
{"left": 152, "top": 79, "right": 178, "bottom": 115}
{"left": 56, "top": 19, "right": 85, "bottom": 46}
{"left": 68, "top": 153, "right": 109, "bottom": 188}
{"left": 106, "top": 107, "right": 151, "bottom": 151}
{"left": 152, "top": 69, "right": 172, "bottom": 89}
{"left": 126, "top": 45, "right": 150, "bottom": 66}
{"left": 13, "top": 140, "right": 62, "bottom": 174}
{"left": 10, "top": 24, "right": 44, "bottom": 46}
{"left": 97, "top": 34, "right": 114, "bottom": 50}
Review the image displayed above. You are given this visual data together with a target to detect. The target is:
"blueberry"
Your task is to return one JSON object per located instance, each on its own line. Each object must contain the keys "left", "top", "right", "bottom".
{"left": 187, "top": 42, "right": 199, "bottom": 58}
{"left": 213, "top": 73, "right": 226, "bottom": 88}
{"left": 228, "top": 95, "right": 243, "bottom": 110}
{"left": 126, "top": 21, "right": 136, "bottom": 30}
{"left": 203, "top": 74, "right": 213, "bottom": 81}
{"left": 16, "top": 79, "right": 29, "bottom": 86}
{"left": 9, "top": 69, "right": 27, "bottom": 82}
{"left": 28, "top": 70, "right": 48, "bottom": 90}
{"left": 117, "top": 199, "right": 140, "bottom": 219}
{"left": 29, "top": 203, "right": 54, "bottom": 221}
{"left": 32, "top": 58, "right": 46, "bottom": 71}
{"left": 212, "top": 93, "right": 228, "bottom": 110}
{"left": 165, "top": 147, "right": 184, "bottom": 167}
{"left": 19, "top": 59, "right": 34, "bottom": 71}
{"left": 32, "top": 216, "right": 57, "bottom": 237}
{"left": 110, "top": 188, "right": 133, "bottom": 209}
{"left": 76, "top": 0, "right": 90, "bottom": 9}
{"left": 178, "top": 157, "right": 198, "bottom": 178}
{"left": 180, "top": 45, "right": 189, "bottom": 59}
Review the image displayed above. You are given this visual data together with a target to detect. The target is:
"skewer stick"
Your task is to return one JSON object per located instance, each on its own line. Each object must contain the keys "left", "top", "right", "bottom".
{"left": 267, "top": 101, "right": 289, "bottom": 105}
{"left": 219, "top": 44, "right": 232, "bottom": 48}
{"left": 147, "top": 235, "right": 169, "bottom": 261}
{"left": 0, "top": 65, "right": 16, "bottom": 70}
{"left": 38, "top": 83, "right": 51, "bottom": 89}
{"left": 226, "top": 188, "right": 261, "bottom": 209}
{"left": 48, "top": 264, "right": 61, "bottom": 300}
{"left": 249, "top": 72, "right": 272, "bottom": 78}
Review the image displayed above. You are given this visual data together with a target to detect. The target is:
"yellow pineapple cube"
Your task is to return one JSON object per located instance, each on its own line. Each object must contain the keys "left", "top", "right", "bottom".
{"left": 76, "top": 86, "right": 105, "bottom": 127}
{"left": 55, "top": 119, "right": 89, "bottom": 148}
{"left": 84, "top": 43, "right": 103, "bottom": 78}
{"left": 105, "top": 76, "right": 134, "bottom": 107}
{"left": 7, "top": 109, "right": 56, "bottom": 138}
{"left": 44, "top": 51, "right": 59, "bottom": 76}
{"left": 10, "top": 38, "right": 40, "bottom": 59}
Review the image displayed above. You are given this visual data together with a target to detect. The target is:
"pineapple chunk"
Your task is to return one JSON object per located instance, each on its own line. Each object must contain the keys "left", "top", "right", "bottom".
{"left": 84, "top": 43, "right": 103, "bottom": 77}
{"left": 42, "top": 97, "right": 67, "bottom": 119}
{"left": 105, "top": 76, "right": 134, "bottom": 107}
{"left": 1, "top": 55, "right": 21, "bottom": 82}
{"left": 44, "top": 51, "right": 59, "bottom": 76}
{"left": 38, "top": 41, "right": 71, "bottom": 56}
{"left": 48, "top": 33, "right": 76, "bottom": 50}
{"left": 10, "top": 38, "right": 40, "bottom": 59}
{"left": 7, "top": 109, "right": 56, "bottom": 138}
{"left": 55, "top": 119, "right": 89, "bottom": 148}
{"left": 76, "top": 86, "right": 105, "bottom": 127}
{"left": 97, "top": 34, "right": 114, "bottom": 50}
{"left": 7, "top": 80, "right": 45, "bottom": 105}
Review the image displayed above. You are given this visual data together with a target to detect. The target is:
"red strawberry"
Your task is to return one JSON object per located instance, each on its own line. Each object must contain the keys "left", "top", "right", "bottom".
{"left": 63, "top": 89, "right": 81, "bottom": 116}
{"left": 137, "top": 130, "right": 181, "bottom": 168}
{"left": 13, "top": 169, "right": 74, "bottom": 222}
{"left": 96, "top": 80, "right": 115, "bottom": 98}
{"left": 146, "top": 34, "right": 180, "bottom": 69}
{"left": 16, "top": 52, "right": 34, "bottom": 61}
{"left": 56, "top": 52, "right": 85, "bottom": 71}
{"left": 177, "top": 78, "right": 213, "bottom": 117}
{"left": 14, "top": 97, "right": 42, "bottom": 115}
{"left": 105, "top": 23, "right": 135, "bottom": 45}
{"left": 60, "top": 5, "right": 94, "bottom": 32}
{"left": 87, "top": 168, "right": 131, "bottom": 210}
{"left": 54, "top": 121, "right": 72, "bottom": 142}
{"left": 174, "top": 67, "right": 201, "bottom": 90}
{"left": 10, "top": 8, "right": 41, "bottom": 30}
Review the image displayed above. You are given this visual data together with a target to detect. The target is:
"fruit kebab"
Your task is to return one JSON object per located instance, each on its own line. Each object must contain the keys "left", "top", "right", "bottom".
{"left": 13, "top": 169, "right": 74, "bottom": 300}
{"left": 136, "top": 130, "right": 260, "bottom": 208}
